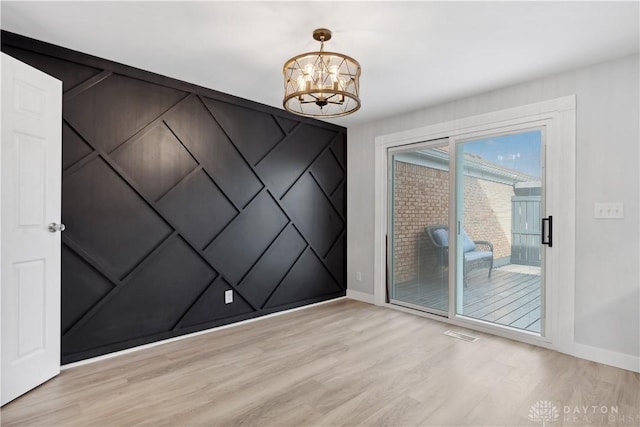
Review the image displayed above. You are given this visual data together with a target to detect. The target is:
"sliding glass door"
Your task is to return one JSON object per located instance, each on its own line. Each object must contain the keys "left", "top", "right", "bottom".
{"left": 387, "top": 130, "right": 547, "bottom": 335}
{"left": 455, "top": 130, "right": 545, "bottom": 333}
{"left": 387, "top": 139, "right": 449, "bottom": 314}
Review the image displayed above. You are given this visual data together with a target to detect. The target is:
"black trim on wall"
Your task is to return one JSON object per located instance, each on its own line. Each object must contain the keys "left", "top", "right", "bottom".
{"left": 2, "top": 31, "right": 347, "bottom": 364}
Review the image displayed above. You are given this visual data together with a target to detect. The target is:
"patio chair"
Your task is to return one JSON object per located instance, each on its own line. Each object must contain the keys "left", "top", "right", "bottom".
{"left": 425, "top": 225, "right": 494, "bottom": 285}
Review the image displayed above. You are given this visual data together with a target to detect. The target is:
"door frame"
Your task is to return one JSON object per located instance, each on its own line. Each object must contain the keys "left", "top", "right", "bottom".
{"left": 373, "top": 95, "right": 575, "bottom": 351}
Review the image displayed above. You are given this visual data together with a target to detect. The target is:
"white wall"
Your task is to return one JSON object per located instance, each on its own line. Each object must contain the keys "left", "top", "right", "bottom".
{"left": 347, "top": 54, "right": 639, "bottom": 363}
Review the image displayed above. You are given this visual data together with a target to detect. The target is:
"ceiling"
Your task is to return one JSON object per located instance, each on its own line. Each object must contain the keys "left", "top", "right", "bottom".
{"left": 1, "top": 1, "right": 638, "bottom": 127}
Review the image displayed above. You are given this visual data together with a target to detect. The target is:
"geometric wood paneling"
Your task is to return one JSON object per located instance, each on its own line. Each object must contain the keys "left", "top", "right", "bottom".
{"left": 331, "top": 133, "right": 347, "bottom": 168}
{"left": 62, "top": 122, "right": 93, "bottom": 170}
{"left": 157, "top": 169, "right": 237, "bottom": 250}
{"left": 62, "top": 236, "right": 217, "bottom": 356}
{"left": 264, "top": 248, "right": 343, "bottom": 308}
{"left": 64, "top": 74, "right": 188, "bottom": 154}
{"left": 2, "top": 30, "right": 347, "bottom": 364}
{"left": 178, "top": 277, "right": 254, "bottom": 328}
{"left": 203, "top": 98, "right": 285, "bottom": 166}
{"left": 310, "top": 149, "right": 344, "bottom": 196}
{"left": 255, "top": 124, "right": 338, "bottom": 199}
{"left": 164, "top": 96, "right": 263, "bottom": 208}
{"left": 276, "top": 116, "right": 299, "bottom": 134}
{"left": 238, "top": 224, "right": 307, "bottom": 308}
{"left": 282, "top": 173, "right": 344, "bottom": 257}
{"left": 332, "top": 183, "right": 346, "bottom": 218}
{"left": 112, "top": 124, "right": 198, "bottom": 201}
{"left": 62, "top": 156, "right": 173, "bottom": 279}
{"left": 325, "top": 234, "right": 346, "bottom": 288}
{"left": 60, "top": 245, "right": 114, "bottom": 334}
{"left": 204, "top": 191, "right": 288, "bottom": 285}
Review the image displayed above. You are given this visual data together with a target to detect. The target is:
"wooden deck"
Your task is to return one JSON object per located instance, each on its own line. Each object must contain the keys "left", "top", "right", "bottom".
{"left": 392, "top": 266, "right": 541, "bottom": 333}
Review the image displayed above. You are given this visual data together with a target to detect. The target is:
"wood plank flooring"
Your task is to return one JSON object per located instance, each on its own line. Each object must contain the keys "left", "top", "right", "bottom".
{"left": 393, "top": 267, "right": 542, "bottom": 332}
{"left": 1, "top": 298, "right": 638, "bottom": 426}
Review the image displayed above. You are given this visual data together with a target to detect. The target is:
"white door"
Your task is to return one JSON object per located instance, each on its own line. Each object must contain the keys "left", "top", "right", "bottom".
{"left": 1, "top": 53, "right": 62, "bottom": 406}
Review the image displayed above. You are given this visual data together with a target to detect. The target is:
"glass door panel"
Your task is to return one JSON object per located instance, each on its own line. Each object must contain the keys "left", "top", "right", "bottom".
{"left": 388, "top": 141, "right": 450, "bottom": 314}
{"left": 455, "top": 130, "right": 544, "bottom": 334}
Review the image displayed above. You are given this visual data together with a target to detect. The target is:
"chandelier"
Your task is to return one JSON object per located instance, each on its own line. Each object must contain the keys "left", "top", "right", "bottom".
{"left": 283, "top": 28, "right": 361, "bottom": 118}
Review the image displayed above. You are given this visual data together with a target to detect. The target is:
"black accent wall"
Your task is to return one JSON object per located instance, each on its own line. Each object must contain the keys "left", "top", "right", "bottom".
{"left": 2, "top": 31, "right": 346, "bottom": 364}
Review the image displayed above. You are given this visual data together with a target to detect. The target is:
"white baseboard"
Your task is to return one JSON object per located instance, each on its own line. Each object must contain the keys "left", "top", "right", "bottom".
{"left": 568, "top": 342, "right": 640, "bottom": 373}
{"left": 346, "top": 289, "right": 375, "bottom": 304}
{"left": 62, "top": 296, "right": 346, "bottom": 370}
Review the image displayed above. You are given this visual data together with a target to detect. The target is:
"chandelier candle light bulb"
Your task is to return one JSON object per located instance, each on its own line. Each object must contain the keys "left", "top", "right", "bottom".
{"left": 283, "top": 28, "right": 361, "bottom": 118}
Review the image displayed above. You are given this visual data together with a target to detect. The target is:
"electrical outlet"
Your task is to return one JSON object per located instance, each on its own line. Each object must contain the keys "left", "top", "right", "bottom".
{"left": 224, "top": 289, "right": 233, "bottom": 304}
{"left": 594, "top": 202, "right": 624, "bottom": 219}
{"left": 356, "top": 272, "right": 362, "bottom": 281}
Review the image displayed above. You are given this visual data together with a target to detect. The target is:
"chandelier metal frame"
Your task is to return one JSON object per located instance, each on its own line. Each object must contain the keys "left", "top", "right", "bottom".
{"left": 283, "top": 28, "right": 361, "bottom": 118}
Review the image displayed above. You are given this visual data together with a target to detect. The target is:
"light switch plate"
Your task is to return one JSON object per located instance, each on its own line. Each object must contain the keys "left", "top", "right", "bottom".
{"left": 225, "top": 289, "right": 233, "bottom": 304}
{"left": 594, "top": 203, "right": 624, "bottom": 219}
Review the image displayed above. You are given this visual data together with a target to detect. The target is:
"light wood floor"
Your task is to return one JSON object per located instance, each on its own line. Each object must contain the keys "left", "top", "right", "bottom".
{"left": 2, "top": 298, "right": 638, "bottom": 426}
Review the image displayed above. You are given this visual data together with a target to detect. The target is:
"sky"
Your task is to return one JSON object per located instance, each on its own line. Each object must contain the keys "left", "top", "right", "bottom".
{"left": 462, "top": 130, "right": 542, "bottom": 178}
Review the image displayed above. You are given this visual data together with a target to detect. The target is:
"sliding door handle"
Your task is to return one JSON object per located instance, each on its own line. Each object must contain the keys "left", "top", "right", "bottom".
{"left": 541, "top": 216, "right": 553, "bottom": 247}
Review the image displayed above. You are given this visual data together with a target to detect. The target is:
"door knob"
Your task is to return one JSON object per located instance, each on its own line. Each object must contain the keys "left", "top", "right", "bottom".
{"left": 48, "top": 222, "right": 66, "bottom": 233}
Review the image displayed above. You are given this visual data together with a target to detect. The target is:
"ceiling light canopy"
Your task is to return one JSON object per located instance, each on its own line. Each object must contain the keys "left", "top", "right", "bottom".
{"left": 283, "top": 28, "right": 361, "bottom": 118}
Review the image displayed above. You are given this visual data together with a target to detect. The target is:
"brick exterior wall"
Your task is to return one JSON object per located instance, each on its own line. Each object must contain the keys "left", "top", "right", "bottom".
{"left": 393, "top": 161, "right": 513, "bottom": 284}
{"left": 393, "top": 162, "right": 449, "bottom": 284}
{"left": 463, "top": 176, "right": 513, "bottom": 262}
